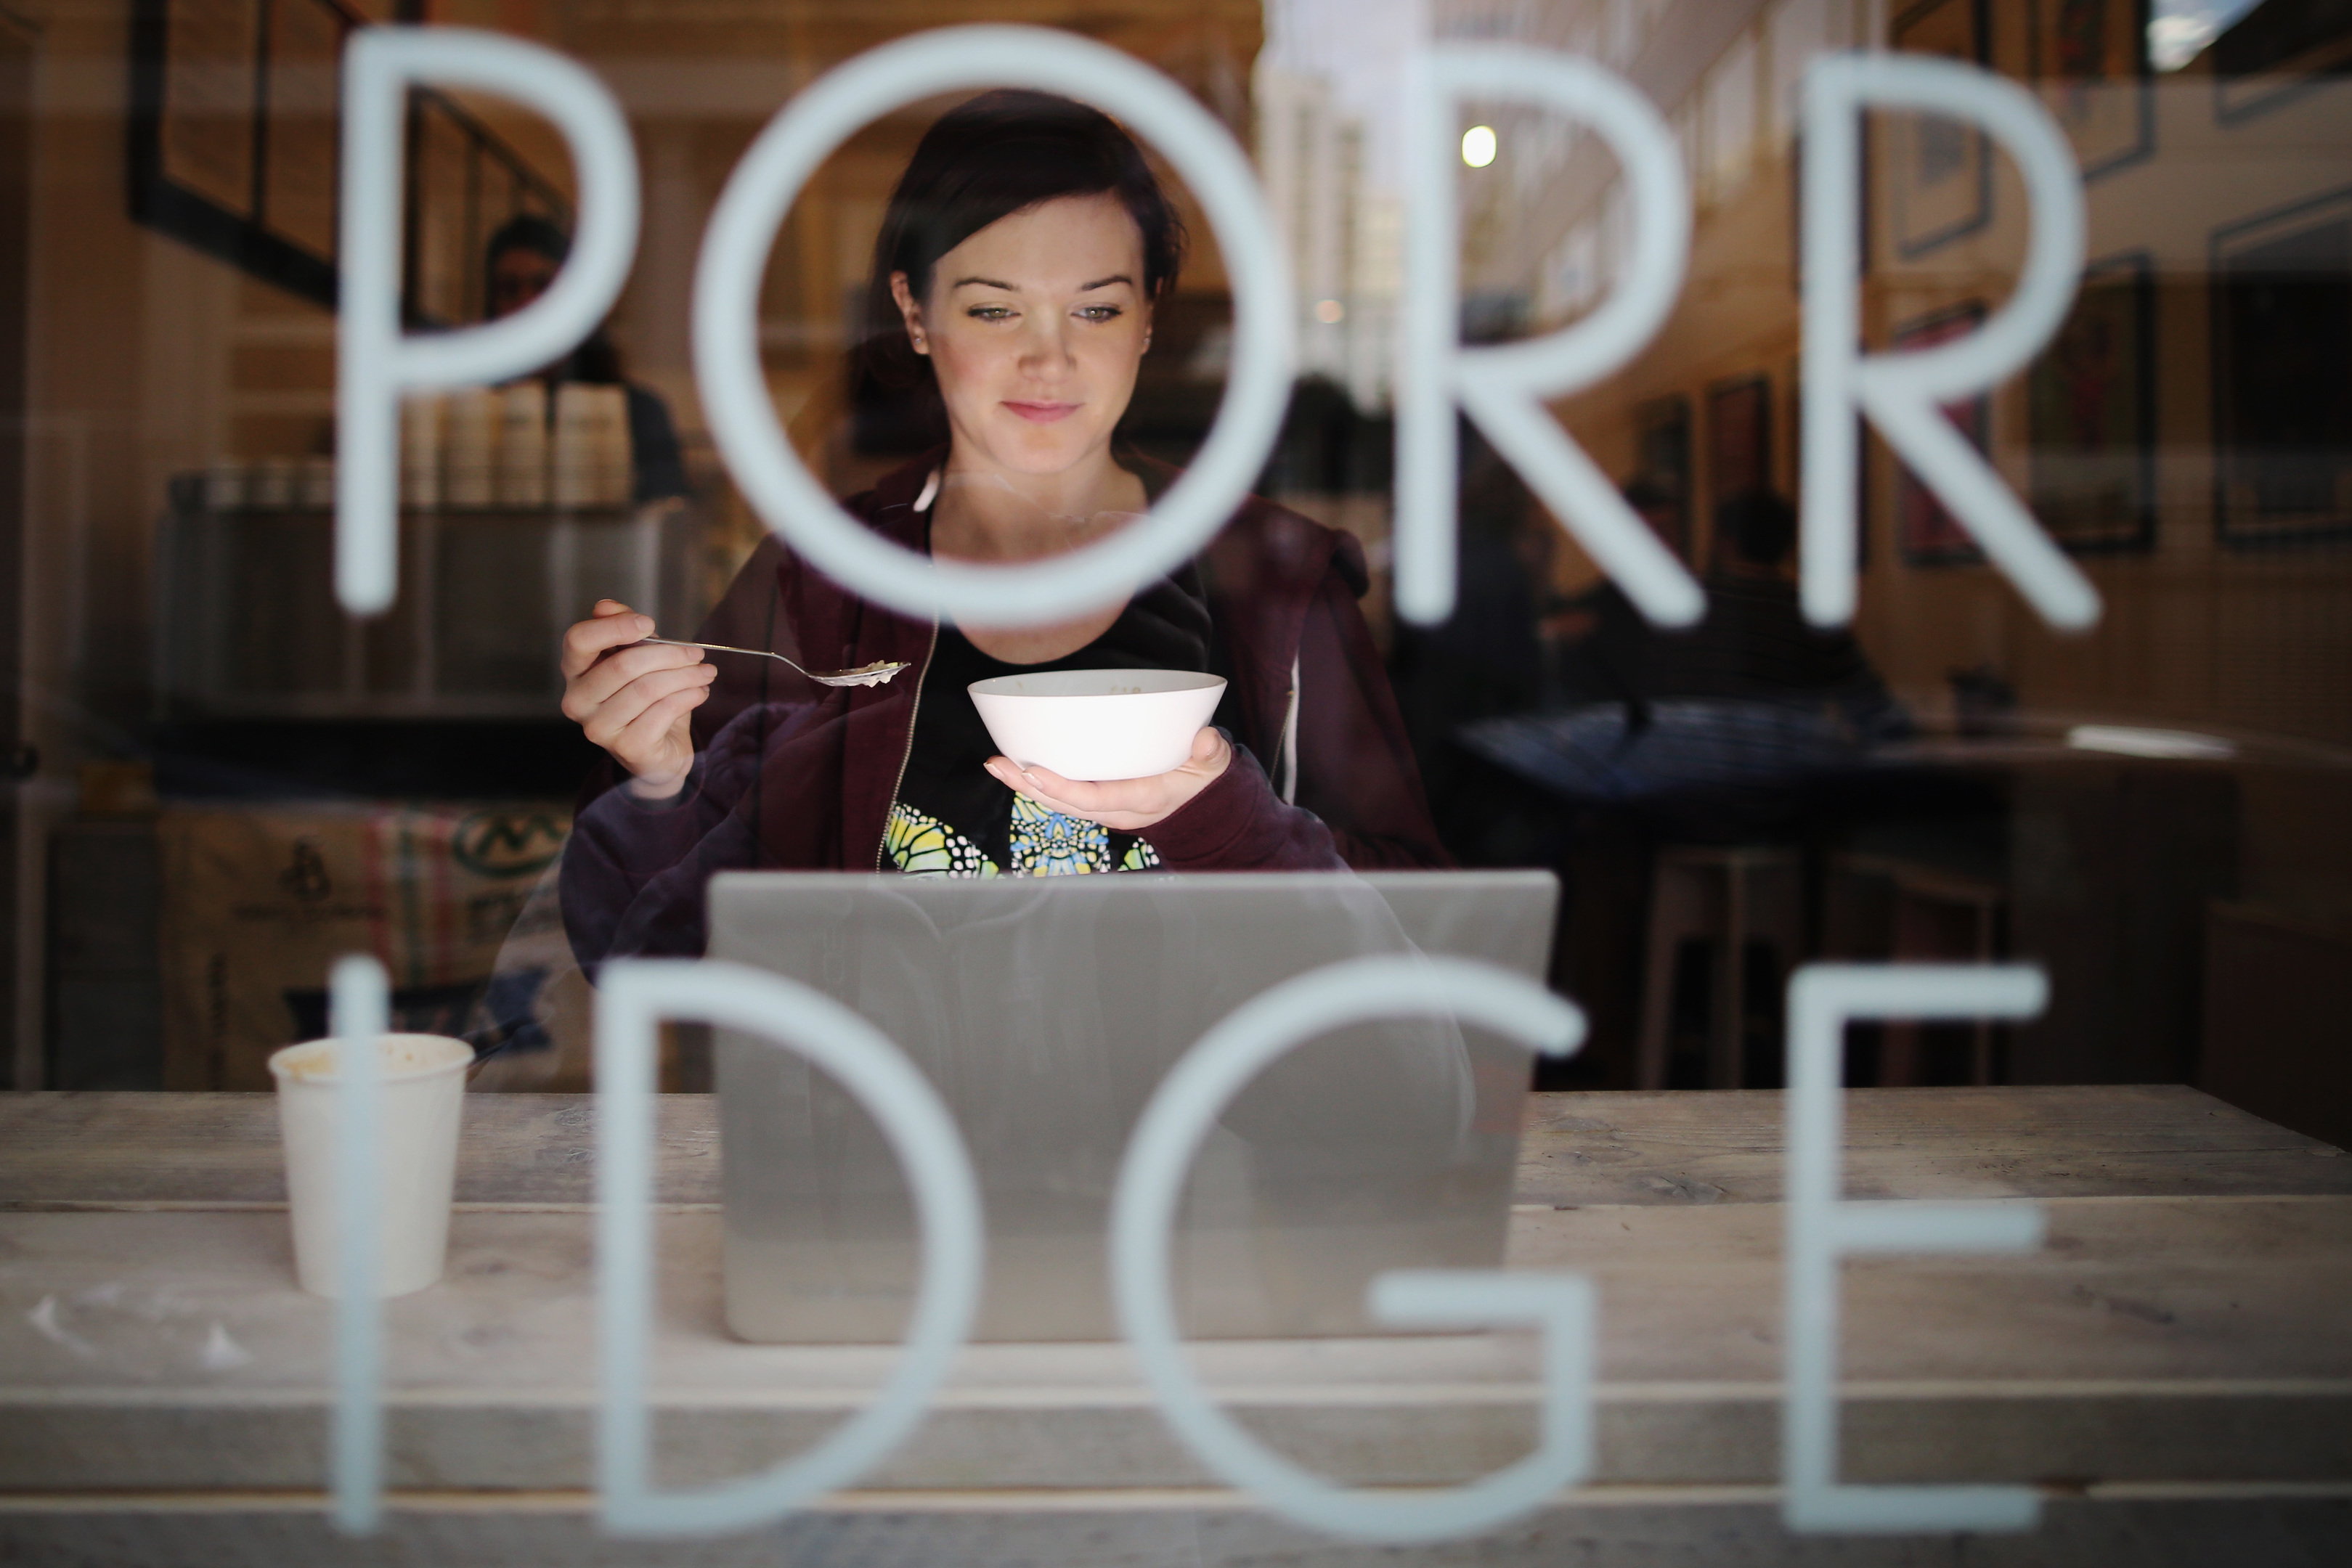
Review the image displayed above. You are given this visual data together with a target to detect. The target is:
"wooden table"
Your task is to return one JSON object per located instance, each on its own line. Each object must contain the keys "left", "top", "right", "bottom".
{"left": 1, "top": 1086, "right": 2347, "bottom": 1564}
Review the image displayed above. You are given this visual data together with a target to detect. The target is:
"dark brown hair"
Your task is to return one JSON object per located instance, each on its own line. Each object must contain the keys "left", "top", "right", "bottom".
{"left": 851, "top": 90, "right": 1187, "bottom": 451}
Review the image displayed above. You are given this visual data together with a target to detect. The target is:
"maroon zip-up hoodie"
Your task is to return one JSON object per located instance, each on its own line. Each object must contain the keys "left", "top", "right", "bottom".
{"left": 560, "top": 453, "right": 1449, "bottom": 973}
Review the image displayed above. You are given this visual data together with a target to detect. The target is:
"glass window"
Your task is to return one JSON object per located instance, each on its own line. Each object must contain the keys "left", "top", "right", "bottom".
{"left": 5, "top": 5, "right": 2343, "bottom": 1115}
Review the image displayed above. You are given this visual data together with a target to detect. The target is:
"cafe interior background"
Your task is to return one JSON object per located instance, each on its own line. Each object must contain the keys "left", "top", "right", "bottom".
{"left": 0, "top": 0, "right": 2345, "bottom": 1151}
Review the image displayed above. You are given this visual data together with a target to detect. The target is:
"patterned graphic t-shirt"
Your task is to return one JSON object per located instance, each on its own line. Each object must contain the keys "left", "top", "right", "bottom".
{"left": 885, "top": 571, "right": 1215, "bottom": 878}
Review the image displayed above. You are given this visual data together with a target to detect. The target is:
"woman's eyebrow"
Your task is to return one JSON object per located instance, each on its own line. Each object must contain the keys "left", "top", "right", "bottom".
{"left": 947, "top": 273, "right": 1134, "bottom": 292}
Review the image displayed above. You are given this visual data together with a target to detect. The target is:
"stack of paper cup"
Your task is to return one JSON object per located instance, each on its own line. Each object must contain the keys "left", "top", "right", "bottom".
{"left": 444, "top": 388, "right": 497, "bottom": 506}
{"left": 588, "top": 385, "right": 634, "bottom": 506}
{"left": 298, "top": 457, "right": 336, "bottom": 510}
{"left": 495, "top": 381, "right": 549, "bottom": 506}
{"left": 269, "top": 1033, "right": 473, "bottom": 1298}
{"left": 202, "top": 460, "right": 248, "bottom": 512}
{"left": 402, "top": 393, "right": 445, "bottom": 507}
{"left": 550, "top": 382, "right": 599, "bottom": 507}
{"left": 248, "top": 457, "right": 298, "bottom": 509}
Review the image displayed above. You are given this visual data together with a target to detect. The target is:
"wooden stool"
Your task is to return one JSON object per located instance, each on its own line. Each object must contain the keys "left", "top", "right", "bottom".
{"left": 1636, "top": 846, "right": 1804, "bottom": 1090}
{"left": 1830, "top": 854, "right": 2007, "bottom": 1086}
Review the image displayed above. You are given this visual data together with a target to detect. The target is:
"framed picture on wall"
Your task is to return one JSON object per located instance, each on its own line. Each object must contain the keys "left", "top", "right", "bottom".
{"left": 130, "top": 0, "right": 336, "bottom": 303}
{"left": 1892, "top": 302, "right": 1990, "bottom": 563}
{"left": 2212, "top": 188, "right": 2352, "bottom": 547}
{"left": 2027, "top": 252, "right": 2156, "bottom": 553}
{"left": 2028, "top": 0, "right": 2154, "bottom": 181}
{"left": 1888, "top": 0, "right": 1992, "bottom": 258}
{"left": 1707, "top": 375, "right": 1773, "bottom": 508}
{"left": 2214, "top": 0, "right": 2352, "bottom": 124}
{"left": 129, "top": 0, "right": 567, "bottom": 319}
{"left": 1634, "top": 394, "right": 1693, "bottom": 560}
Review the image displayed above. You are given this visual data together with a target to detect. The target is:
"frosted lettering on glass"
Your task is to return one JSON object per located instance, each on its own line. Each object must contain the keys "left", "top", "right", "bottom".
{"left": 328, "top": 955, "right": 389, "bottom": 1535}
{"left": 1109, "top": 956, "right": 1594, "bottom": 1542}
{"left": 692, "top": 25, "right": 1293, "bottom": 626}
{"left": 337, "top": 28, "right": 639, "bottom": 613}
{"left": 1398, "top": 47, "right": 1704, "bottom": 629}
{"left": 1782, "top": 963, "right": 2048, "bottom": 1533}
{"left": 593, "top": 960, "right": 983, "bottom": 1535}
{"left": 1799, "top": 55, "right": 2097, "bottom": 629}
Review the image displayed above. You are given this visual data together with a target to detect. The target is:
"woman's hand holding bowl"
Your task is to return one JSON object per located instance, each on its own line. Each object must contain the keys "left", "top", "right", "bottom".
{"left": 984, "top": 726, "right": 1231, "bottom": 833}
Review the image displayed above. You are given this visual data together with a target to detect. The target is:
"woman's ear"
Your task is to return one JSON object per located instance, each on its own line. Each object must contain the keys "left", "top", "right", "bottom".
{"left": 1140, "top": 298, "right": 1154, "bottom": 354}
{"left": 889, "top": 271, "right": 927, "bottom": 355}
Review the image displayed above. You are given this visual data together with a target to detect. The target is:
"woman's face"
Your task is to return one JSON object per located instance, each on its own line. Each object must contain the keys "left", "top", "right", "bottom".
{"left": 892, "top": 194, "right": 1152, "bottom": 479}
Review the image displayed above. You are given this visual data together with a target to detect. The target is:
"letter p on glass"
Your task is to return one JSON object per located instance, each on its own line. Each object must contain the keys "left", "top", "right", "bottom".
{"left": 337, "top": 28, "right": 639, "bottom": 614}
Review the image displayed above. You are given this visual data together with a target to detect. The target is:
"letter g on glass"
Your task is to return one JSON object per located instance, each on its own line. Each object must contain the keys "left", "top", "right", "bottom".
{"left": 1109, "top": 955, "right": 1595, "bottom": 1543}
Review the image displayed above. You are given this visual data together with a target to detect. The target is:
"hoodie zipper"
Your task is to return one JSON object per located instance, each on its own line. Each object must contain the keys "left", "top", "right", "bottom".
{"left": 874, "top": 617, "right": 940, "bottom": 870}
{"left": 1279, "top": 654, "right": 1301, "bottom": 805}
{"left": 874, "top": 473, "right": 944, "bottom": 870}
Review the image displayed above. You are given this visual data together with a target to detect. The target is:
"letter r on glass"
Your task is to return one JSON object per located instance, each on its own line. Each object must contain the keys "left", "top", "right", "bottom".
{"left": 1799, "top": 55, "right": 2096, "bottom": 630}
{"left": 1396, "top": 47, "right": 1704, "bottom": 629}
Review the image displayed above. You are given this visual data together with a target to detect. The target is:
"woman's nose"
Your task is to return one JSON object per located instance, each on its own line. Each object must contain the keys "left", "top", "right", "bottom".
{"left": 1017, "top": 314, "right": 1075, "bottom": 376}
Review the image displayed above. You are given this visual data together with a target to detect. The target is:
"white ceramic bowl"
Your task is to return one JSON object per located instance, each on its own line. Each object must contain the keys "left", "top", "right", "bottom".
{"left": 968, "top": 669, "right": 1226, "bottom": 782}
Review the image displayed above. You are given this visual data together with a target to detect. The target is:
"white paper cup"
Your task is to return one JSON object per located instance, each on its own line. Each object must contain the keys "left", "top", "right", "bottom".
{"left": 968, "top": 668, "right": 1226, "bottom": 782}
{"left": 269, "top": 1034, "right": 472, "bottom": 1298}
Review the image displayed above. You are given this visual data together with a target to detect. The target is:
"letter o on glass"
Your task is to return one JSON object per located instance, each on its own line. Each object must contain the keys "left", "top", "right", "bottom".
{"left": 1109, "top": 956, "right": 1595, "bottom": 1543}
{"left": 693, "top": 25, "right": 1295, "bottom": 626}
{"left": 593, "top": 960, "right": 984, "bottom": 1535}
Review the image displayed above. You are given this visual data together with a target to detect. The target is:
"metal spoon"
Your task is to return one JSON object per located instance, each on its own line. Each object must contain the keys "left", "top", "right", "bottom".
{"left": 638, "top": 637, "right": 909, "bottom": 688}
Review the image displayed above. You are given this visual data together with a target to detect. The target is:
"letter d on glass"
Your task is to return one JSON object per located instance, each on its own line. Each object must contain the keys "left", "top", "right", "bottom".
{"left": 338, "top": 28, "right": 638, "bottom": 614}
{"left": 595, "top": 960, "right": 983, "bottom": 1535}
{"left": 1782, "top": 964, "right": 2048, "bottom": 1534}
{"left": 1396, "top": 49, "right": 1702, "bottom": 628}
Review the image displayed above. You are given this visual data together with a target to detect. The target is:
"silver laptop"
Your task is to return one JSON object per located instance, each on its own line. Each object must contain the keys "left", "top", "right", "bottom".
{"left": 708, "top": 870, "right": 1558, "bottom": 1342}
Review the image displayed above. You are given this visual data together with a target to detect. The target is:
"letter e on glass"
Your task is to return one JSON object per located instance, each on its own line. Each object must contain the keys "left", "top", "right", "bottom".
{"left": 1782, "top": 963, "right": 2048, "bottom": 1533}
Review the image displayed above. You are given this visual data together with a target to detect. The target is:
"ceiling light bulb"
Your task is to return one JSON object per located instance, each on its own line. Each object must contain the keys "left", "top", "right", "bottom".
{"left": 1462, "top": 125, "right": 1497, "bottom": 168}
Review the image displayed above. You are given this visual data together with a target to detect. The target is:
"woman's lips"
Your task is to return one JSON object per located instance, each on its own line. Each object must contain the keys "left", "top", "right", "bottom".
{"left": 1004, "top": 400, "right": 1079, "bottom": 424}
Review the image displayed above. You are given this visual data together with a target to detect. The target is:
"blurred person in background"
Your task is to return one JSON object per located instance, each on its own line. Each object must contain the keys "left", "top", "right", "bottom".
{"left": 485, "top": 213, "right": 690, "bottom": 504}
{"left": 1648, "top": 489, "right": 1910, "bottom": 742}
{"left": 1547, "top": 486, "right": 1909, "bottom": 743}
{"left": 1387, "top": 424, "right": 1558, "bottom": 862}
{"left": 1458, "top": 486, "right": 1911, "bottom": 820}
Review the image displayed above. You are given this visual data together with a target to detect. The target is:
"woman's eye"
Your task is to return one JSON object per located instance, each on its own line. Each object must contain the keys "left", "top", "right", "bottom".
{"left": 967, "top": 305, "right": 1014, "bottom": 322}
{"left": 1078, "top": 306, "right": 1123, "bottom": 323}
